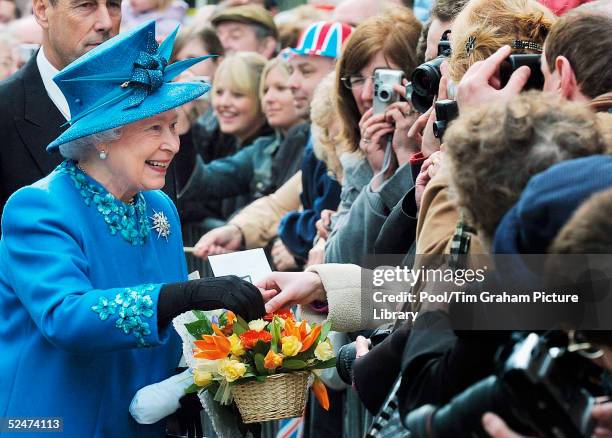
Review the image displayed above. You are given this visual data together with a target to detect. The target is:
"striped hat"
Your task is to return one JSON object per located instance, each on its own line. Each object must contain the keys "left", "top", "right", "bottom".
{"left": 291, "top": 21, "right": 353, "bottom": 59}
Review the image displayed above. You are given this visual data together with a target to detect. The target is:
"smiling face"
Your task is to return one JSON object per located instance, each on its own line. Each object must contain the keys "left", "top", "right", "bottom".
{"left": 287, "top": 55, "right": 335, "bottom": 119}
{"left": 34, "top": 0, "right": 121, "bottom": 69}
{"left": 90, "top": 110, "right": 180, "bottom": 201}
{"left": 262, "top": 65, "right": 302, "bottom": 132}
{"left": 350, "top": 52, "right": 401, "bottom": 115}
{"left": 213, "top": 79, "right": 263, "bottom": 141}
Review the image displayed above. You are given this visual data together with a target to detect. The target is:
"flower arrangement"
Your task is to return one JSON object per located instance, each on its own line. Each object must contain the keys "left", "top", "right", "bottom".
{"left": 183, "top": 308, "right": 335, "bottom": 421}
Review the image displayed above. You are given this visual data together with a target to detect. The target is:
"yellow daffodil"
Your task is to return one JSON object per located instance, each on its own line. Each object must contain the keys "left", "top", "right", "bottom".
{"left": 281, "top": 335, "right": 302, "bottom": 357}
{"left": 217, "top": 358, "right": 247, "bottom": 383}
{"left": 228, "top": 334, "right": 246, "bottom": 357}
{"left": 193, "top": 370, "right": 214, "bottom": 387}
{"left": 314, "top": 340, "right": 334, "bottom": 361}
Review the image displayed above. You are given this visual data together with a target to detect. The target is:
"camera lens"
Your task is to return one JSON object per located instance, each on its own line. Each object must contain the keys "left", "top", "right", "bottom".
{"left": 336, "top": 342, "right": 357, "bottom": 385}
{"left": 378, "top": 86, "right": 392, "bottom": 102}
{"left": 412, "top": 56, "right": 444, "bottom": 96}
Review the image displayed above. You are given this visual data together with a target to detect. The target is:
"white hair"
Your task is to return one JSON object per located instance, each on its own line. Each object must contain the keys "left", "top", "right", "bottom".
{"left": 59, "top": 127, "right": 123, "bottom": 161}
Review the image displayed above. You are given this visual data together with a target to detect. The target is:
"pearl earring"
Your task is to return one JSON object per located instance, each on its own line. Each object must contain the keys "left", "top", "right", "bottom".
{"left": 99, "top": 150, "right": 108, "bottom": 160}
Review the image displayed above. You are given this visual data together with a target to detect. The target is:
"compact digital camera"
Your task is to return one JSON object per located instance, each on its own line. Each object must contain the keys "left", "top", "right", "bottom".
{"left": 373, "top": 69, "right": 405, "bottom": 115}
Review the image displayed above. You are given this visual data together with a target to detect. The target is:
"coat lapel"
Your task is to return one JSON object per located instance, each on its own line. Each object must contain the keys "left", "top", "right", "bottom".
{"left": 15, "top": 56, "right": 67, "bottom": 175}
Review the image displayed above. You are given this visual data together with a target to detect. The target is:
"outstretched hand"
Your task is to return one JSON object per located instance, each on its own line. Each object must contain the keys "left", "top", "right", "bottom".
{"left": 256, "top": 271, "right": 326, "bottom": 314}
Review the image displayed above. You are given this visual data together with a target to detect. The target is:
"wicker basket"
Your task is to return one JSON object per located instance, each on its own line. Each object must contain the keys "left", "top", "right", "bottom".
{"left": 232, "top": 372, "right": 311, "bottom": 423}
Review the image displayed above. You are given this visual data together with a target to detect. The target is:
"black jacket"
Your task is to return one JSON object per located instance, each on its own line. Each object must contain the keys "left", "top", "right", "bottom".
{"left": 0, "top": 56, "right": 65, "bottom": 220}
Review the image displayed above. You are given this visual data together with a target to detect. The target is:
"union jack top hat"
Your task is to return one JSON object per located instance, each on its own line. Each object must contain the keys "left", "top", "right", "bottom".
{"left": 291, "top": 21, "right": 354, "bottom": 59}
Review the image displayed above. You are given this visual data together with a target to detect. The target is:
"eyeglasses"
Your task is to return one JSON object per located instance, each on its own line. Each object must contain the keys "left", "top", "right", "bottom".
{"left": 341, "top": 74, "right": 375, "bottom": 90}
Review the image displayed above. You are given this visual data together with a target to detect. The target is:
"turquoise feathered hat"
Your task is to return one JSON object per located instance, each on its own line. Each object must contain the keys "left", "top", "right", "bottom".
{"left": 47, "top": 20, "right": 212, "bottom": 152}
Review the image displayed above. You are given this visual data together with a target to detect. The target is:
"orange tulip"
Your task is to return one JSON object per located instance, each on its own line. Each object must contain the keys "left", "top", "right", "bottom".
{"left": 312, "top": 378, "right": 329, "bottom": 411}
{"left": 263, "top": 349, "right": 283, "bottom": 369}
{"left": 300, "top": 325, "right": 321, "bottom": 352}
{"left": 193, "top": 324, "right": 231, "bottom": 360}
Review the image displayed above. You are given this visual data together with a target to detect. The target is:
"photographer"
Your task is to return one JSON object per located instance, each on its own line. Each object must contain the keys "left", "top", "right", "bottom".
{"left": 397, "top": 92, "right": 607, "bottom": 417}
{"left": 323, "top": 7, "right": 422, "bottom": 267}
{"left": 456, "top": 1, "right": 612, "bottom": 118}
{"left": 482, "top": 182, "right": 612, "bottom": 437}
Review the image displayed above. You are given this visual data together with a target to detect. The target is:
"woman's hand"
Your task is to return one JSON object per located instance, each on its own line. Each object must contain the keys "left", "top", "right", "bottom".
{"left": 355, "top": 335, "right": 371, "bottom": 359}
{"left": 592, "top": 401, "right": 612, "bottom": 438}
{"left": 415, "top": 150, "right": 444, "bottom": 209}
{"left": 315, "top": 209, "right": 335, "bottom": 240}
{"left": 359, "top": 108, "right": 395, "bottom": 174}
{"left": 271, "top": 239, "right": 298, "bottom": 271}
{"left": 307, "top": 237, "right": 326, "bottom": 268}
{"left": 384, "top": 83, "right": 419, "bottom": 167}
{"left": 482, "top": 413, "right": 527, "bottom": 438}
{"left": 256, "top": 271, "right": 326, "bottom": 313}
{"left": 193, "top": 224, "right": 243, "bottom": 259}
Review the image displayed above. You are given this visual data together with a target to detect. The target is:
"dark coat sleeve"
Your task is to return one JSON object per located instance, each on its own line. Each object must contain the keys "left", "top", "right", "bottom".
{"left": 277, "top": 146, "right": 341, "bottom": 260}
{"left": 352, "top": 322, "right": 411, "bottom": 414}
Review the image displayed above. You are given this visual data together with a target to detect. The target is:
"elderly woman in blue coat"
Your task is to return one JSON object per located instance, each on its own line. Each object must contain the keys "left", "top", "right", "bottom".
{"left": 0, "top": 21, "right": 267, "bottom": 437}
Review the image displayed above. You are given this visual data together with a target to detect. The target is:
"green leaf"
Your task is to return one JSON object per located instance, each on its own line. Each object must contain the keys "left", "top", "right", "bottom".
{"left": 270, "top": 319, "right": 281, "bottom": 353}
{"left": 235, "top": 315, "right": 249, "bottom": 332}
{"left": 218, "top": 312, "right": 228, "bottom": 327}
{"left": 318, "top": 321, "right": 332, "bottom": 344}
{"left": 185, "top": 318, "right": 213, "bottom": 339}
{"left": 255, "top": 375, "right": 266, "bottom": 382}
{"left": 282, "top": 359, "right": 308, "bottom": 370}
{"left": 252, "top": 339, "right": 270, "bottom": 356}
{"left": 254, "top": 353, "right": 266, "bottom": 375}
{"left": 232, "top": 323, "right": 246, "bottom": 336}
{"left": 308, "top": 357, "right": 337, "bottom": 370}
{"left": 185, "top": 383, "right": 200, "bottom": 394}
{"left": 192, "top": 310, "right": 206, "bottom": 320}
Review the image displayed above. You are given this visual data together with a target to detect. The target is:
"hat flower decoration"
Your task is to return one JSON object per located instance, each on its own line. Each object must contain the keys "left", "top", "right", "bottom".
{"left": 47, "top": 20, "right": 213, "bottom": 151}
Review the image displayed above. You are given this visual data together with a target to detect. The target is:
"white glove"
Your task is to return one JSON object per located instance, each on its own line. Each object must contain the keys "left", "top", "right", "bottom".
{"left": 129, "top": 369, "right": 196, "bottom": 424}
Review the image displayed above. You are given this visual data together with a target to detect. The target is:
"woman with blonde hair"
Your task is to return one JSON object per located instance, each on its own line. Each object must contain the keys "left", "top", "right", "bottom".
{"left": 177, "top": 52, "right": 274, "bottom": 223}
{"left": 177, "top": 55, "right": 308, "bottom": 229}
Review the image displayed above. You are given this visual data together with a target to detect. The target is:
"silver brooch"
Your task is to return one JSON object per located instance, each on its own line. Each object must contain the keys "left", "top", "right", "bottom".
{"left": 150, "top": 210, "right": 171, "bottom": 240}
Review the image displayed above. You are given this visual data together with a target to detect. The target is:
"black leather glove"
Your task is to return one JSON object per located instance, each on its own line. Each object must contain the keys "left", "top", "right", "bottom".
{"left": 157, "top": 276, "right": 265, "bottom": 328}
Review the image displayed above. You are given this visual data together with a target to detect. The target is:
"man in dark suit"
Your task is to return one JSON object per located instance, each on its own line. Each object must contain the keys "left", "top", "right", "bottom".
{"left": 0, "top": 0, "right": 122, "bottom": 219}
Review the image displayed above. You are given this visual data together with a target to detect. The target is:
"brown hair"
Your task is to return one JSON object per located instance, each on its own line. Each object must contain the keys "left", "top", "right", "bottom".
{"left": 336, "top": 8, "right": 421, "bottom": 152}
{"left": 445, "top": 91, "right": 605, "bottom": 241}
{"left": 171, "top": 26, "right": 224, "bottom": 63}
{"left": 431, "top": 0, "right": 470, "bottom": 23}
{"left": 544, "top": 8, "right": 612, "bottom": 99}
{"left": 448, "top": 0, "right": 554, "bottom": 83}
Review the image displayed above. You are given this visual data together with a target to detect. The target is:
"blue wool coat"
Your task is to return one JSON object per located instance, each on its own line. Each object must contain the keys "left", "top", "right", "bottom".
{"left": 0, "top": 161, "right": 187, "bottom": 437}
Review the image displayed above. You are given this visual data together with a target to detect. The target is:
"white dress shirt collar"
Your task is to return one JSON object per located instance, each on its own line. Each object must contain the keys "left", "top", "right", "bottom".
{"left": 36, "top": 47, "right": 70, "bottom": 121}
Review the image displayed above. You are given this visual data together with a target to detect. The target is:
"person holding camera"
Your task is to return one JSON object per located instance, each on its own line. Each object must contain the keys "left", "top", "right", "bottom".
{"left": 323, "top": 8, "right": 423, "bottom": 267}
{"left": 456, "top": 1, "right": 612, "bottom": 120}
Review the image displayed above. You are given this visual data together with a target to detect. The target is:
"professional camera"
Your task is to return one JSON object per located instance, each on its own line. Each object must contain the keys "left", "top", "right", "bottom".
{"left": 500, "top": 54, "right": 544, "bottom": 90}
{"left": 432, "top": 99, "right": 459, "bottom": 140}
{"left": 373, "top": 69, "right": 405, "bottom": 115}
{"left": 405, "top": 333, "right": 605, "bottom": 438}
{"left": 409, "top": 31, "right": 451, "bottom": 113}
{"left": 336, "top": 327, "right": 392, "bottom": 384}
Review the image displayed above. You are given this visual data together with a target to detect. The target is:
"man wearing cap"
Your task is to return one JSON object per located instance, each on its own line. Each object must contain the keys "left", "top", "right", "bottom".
{"left": 210, "top": 4, "right": 277, "bottom": 58}
{"left": 194, "top": 21, "right": 354, "bottom": 260}
{"left": 0, "top": 0, "right": 123, "bottom": 219}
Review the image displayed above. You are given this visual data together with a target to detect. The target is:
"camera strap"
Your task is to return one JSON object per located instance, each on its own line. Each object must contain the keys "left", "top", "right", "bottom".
{"left": 371, "top": 137, "right": 395, "bottom": 190}
{"left": 365, "top": 375, "right": 410, "bottom": 438}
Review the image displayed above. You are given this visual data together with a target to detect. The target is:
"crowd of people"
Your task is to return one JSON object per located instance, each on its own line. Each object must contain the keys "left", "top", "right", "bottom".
{"left": 0, "top": 0, "right": 611, "bottom": 437}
